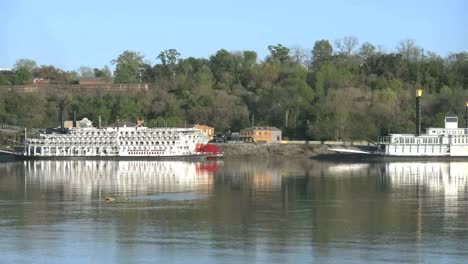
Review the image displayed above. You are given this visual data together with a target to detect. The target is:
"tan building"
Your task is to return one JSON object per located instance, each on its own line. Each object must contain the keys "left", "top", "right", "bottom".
{"left": 193, "top": 124, "right": 214, "bottom": 140}
{"left": 240, "top": 127, "right": 281, "bottom": 143}
{"left": 33, "top": 78, "right": 50, "bottom": 86}
{"left": 63, "top": 118, "right": 93, "bottom": 129}
{"left": 64, "top": 120, "right": 78, "bottom": 129}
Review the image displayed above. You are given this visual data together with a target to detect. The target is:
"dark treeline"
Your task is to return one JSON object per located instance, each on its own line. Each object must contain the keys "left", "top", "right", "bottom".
{"left": 1, "top": 37, "right": 467, "bottom": 140}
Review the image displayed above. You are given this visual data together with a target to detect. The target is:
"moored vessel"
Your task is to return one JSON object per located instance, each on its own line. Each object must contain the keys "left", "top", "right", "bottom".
{"left": 1, "top": 119, "right": 222, "bottom": 160}
{"left": 331, "top": 90, "right": 468, "bottom": 157}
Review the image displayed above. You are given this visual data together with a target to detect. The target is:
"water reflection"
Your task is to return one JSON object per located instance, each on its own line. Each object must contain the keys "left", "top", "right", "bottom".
{"left": 384, "top": 162, "right": 468, "bottom": 197}
{"left": 0, "top": 159, "right": 467, "bottom": 263}
{"left": 1, "top": 160, "right": 220, "bottom": 201}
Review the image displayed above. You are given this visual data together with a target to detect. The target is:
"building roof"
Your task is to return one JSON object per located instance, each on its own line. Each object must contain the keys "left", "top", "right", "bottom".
{"left": 79, "top": 77, "right": 111, "bottom": 84}
{"left": 193, "top": 124, "right": 214, "bottom": 129}
{"left": 241, "top": 126, "right": 281, "bottom": 131}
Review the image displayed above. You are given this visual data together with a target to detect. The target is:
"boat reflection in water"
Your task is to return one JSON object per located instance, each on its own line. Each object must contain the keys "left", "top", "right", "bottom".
{"left": 1, "top": 160, "right": 468, "bottom": 263}
{"left": 384, "top": 162, "right": 468, "bottom": 198}
{"left": 22, "top": 160, "right": 221, "bottom": 200}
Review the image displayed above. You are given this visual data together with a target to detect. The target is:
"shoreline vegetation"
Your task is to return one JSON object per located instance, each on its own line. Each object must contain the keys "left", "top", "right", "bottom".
{"left": 0, "top": 38, "right": 467, "bottom": 143}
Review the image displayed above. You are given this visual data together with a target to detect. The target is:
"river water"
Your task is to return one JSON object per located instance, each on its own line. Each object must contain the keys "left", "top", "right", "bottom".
{"left": 0, "top": 159, "right": 467, "bottom": 263}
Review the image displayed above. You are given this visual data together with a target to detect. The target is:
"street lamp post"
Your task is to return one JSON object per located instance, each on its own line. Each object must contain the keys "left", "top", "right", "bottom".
{"left": 416, "top": 89, "right": 422, "bottom": 136}
{"left": 465, "top": 101, "right": 468, "bottom": 134}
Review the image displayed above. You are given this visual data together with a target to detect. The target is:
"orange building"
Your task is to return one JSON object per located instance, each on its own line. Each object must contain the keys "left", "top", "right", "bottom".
{"left": 240, "top": 127, "right": 281, "bottom": 143}
{"left": 193, "top": 124, "right": 215, "bottom": 140}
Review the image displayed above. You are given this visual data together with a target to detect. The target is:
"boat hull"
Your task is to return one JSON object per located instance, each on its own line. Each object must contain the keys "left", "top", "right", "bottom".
{"left": 315, "top": 152, "right": 468, "bottom": 162}
{"left": 0, "top": 152, "right": 223, "bottom": 161}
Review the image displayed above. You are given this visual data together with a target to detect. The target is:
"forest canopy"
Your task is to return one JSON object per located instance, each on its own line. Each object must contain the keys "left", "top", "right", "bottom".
{"left": 1, "top": 37, "right": 467, "bottom": 140}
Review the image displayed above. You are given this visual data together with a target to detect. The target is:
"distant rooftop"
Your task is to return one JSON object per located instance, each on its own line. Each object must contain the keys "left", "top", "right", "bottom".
{"left": 242, "top": 126, "right": 281, "bottom": 131}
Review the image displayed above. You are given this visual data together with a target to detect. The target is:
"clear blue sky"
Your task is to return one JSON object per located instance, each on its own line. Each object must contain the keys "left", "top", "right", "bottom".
{"left": 1, "top": 0, "right": 467, "bottom": 70}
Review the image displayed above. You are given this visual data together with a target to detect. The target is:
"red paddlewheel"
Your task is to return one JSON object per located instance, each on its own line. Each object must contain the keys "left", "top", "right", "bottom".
{"left": 196, "top": 144, "right": 220, "bottom": 154}
{"left": 195, "top": 162, "right": 219, "bottom": 174}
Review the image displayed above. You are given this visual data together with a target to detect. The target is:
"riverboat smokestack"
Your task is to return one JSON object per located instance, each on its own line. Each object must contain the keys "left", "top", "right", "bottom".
{"left": 73, "top": 110, "right": 77, "bottom": 128}
{"left": 60, "top": 104, "right": 65, "bottom": 133}
{"left": 416, "top": 89, "right": 422, "bottom": 136}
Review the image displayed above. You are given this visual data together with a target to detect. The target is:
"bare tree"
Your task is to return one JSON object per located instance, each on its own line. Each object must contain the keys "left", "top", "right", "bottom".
{"left": 335, "top": 36, "right": 359, "bottom": 56}
{"left": 358, "top": 42, "right": 377, "bottom": 59}
{"left": 290, "top": 46, "right": 311, "bottom": 67}
{"left": 397, "top": 39, "right": 423, "bottom": 62}
{"left": 77, "top": 66, "right": 94, "bottom": 78}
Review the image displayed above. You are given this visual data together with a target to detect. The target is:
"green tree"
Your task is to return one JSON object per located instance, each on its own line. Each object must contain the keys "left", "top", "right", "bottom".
{"left": 359, "top": 42, "right": 377, "bottom": 59}
{"left": 112, "top": 50, "right": 145, "bottom": 83}
{"left": 93, "top": 65, "right": 113, "bottom": 81}
{"left": 311, "top": 40, "right": 333, "bottom": 70}
{"left": 209, "top": 49, "right": 239, "bottom": 89}
{"left": 157, "top": 49, "right": 180, "bottom": 78}
{"left": 14, "top": 59, "right": 38, "bottom": 72}
{"left": 113, "top": 96, "right": 141, "bottom": 121}
{"left": 0, "top": 74, "right": 9, "bottom": 85}
{"left": 314, "top": 62, "right": 351, "bottom": 96}
{"left": 12, "top": 67, "right": 33, "bottom": 85}
{"left": 267, "top": 44, "right": 290, "bottom": 63}
{"left": 34, "top": 65, "right": 78, "bottom": 84}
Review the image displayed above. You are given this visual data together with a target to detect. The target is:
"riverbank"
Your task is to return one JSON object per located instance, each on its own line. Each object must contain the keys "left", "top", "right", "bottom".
{"left": 0, "top": 142, "right": 372, "bottom": 161}
{"left": 217, "top": 143, "right": 375, "bottom": 159}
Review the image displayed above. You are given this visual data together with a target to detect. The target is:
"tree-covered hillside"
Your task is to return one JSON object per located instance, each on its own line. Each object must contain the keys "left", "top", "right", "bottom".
{"left": 1, "top": 37, "right": 467, "bottom": 140}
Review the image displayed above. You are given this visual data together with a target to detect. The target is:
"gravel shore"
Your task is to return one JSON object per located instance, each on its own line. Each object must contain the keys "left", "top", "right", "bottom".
{"left": 217, "top": 143, "right": 365, "bottom": 159}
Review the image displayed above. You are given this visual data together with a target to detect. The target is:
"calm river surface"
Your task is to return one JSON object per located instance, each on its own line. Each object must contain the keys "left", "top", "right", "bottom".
{"left": 0, "top": 159, "right": 467, "bottom": 263}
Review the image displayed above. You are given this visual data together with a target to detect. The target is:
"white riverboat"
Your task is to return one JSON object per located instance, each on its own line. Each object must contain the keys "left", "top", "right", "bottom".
{"left": 19, "top": 120, "right": 222, "bottom": 159}
{"left": 377, "top": 113, "right": 468, "bottom": 156}
{"left": 331, "top": 90, "right": 468, "bottom": 157}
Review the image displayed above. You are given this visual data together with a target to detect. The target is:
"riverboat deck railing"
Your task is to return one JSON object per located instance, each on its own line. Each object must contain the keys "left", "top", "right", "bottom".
{"left": 378, "top": 134, "right": 468, "bottom": 145}
{"left": 378, "top": 136, "right": 391, "bottom": 144}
